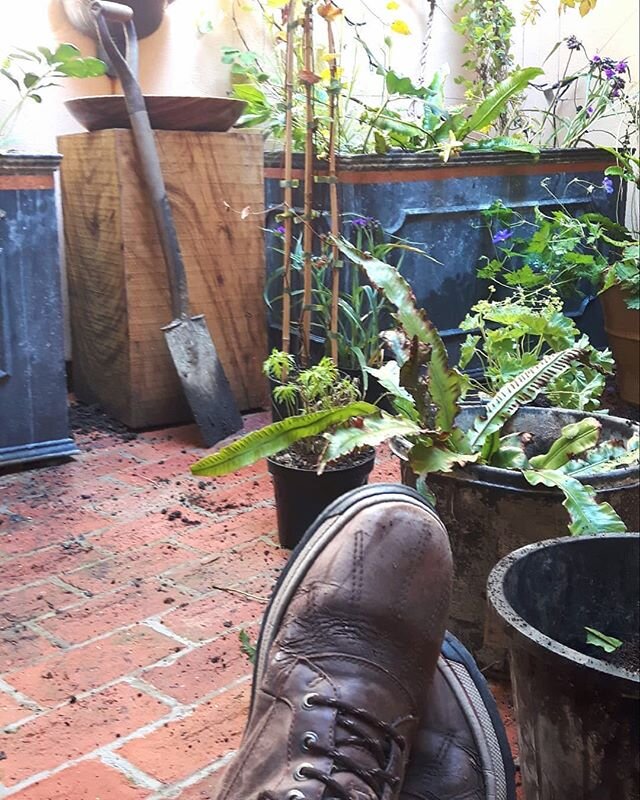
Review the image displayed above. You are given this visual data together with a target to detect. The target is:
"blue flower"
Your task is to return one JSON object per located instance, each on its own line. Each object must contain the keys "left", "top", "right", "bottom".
{"left": 274, "top": 225, "right": 286, "bottom": 235}
{"left": 492, "top": 229, "right": 513, "bottom": 245}
{"left": 602, "top": 177, "right": 615, "bottom": 195}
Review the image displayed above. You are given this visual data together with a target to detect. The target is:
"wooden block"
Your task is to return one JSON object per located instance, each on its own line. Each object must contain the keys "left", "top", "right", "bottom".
{"left": 58, "top": 129, "right": 268, "bottom": 429}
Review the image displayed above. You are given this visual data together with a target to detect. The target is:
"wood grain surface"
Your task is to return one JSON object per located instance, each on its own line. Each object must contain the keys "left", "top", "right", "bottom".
{"left": 59, "top": 129, "right": 268, "bottom": 428}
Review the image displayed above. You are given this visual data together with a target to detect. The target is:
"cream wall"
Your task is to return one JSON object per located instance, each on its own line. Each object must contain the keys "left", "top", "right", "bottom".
{"left": 1, "top": 0, "right": 638, "bottom": 153}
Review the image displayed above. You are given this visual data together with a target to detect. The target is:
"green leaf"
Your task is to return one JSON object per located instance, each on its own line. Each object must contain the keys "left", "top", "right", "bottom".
{"left": 333, "top": 236, "right": 465, "bottom": 432}
{"left": 562, "top": 434, "right": 639, "bottom": 475}
{"left": 522, "top": 469, "right": 627, "bottom": 535}
{"left": 585, "top": 627, "right": 623, "bottom": 654}
{"left": 459, "top": 334, "right": 480, "bottom": 369}
{"left": 366, "top": 362, "right": 415, "bottom": 406}
{"left": 457, "top": 67, "right": 544, "bottom": 139}
{"left": 53, "top": 43, "right": 81, "bottom": 63}
{"left": 321, "top": 412, "right": 422, "bottom": 467}
{"left": 468, "top": 344, "right": 589, "bottom": 451}
{"left": 239, "top": 629, "right": 256, "bottom": 663}
{"left": 191, "top": 402, "right": 379, "bottom": 477}
{"left": 529, "top": 418, "right": 602, "bottom": 470}
{"left": 410, "top": 442, "right": 480, "bottom": 475}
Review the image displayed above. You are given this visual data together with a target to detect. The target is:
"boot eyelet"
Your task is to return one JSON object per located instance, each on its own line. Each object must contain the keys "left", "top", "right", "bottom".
{"left": 301, "top": 731, "right": 318, "bottom": 750}
{"left": 301, "top": 693, "right": 318, "bottom": 709}
{"left": 287, "top": 792, "right": 306, "bottom": 799}
{"left": 294, "top": 763, "right": 313, "bottom": 781}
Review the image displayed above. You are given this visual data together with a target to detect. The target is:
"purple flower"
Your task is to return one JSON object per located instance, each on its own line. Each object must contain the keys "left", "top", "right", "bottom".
{"left": 586, "top": 105, "right": 594, "bottom": 116}
{"left": 591, "top": 54, "right": 602, "bottom": 64}
{"left": 602, "top": 177, "right": 615, "bottom": 195}
{"left": 616, "top": 60, "right": 628, "bottom": 73}
{"left": 604, "top": 67, "right": 615, "bottom": 80}
{"left": 274, "top": 225, "right": 286, "bottom": 235}
{"left": 492, "top": 229, "right": 513, "bottom": 245}
{"left": 348, "top": 216, "right": 378, "bottom": 228}
{"left": 566, "top": 35, "right": 582, "bottom": 51}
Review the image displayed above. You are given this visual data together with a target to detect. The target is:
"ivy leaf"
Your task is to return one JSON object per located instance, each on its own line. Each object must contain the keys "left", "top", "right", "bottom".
{"left": 585, "top": 627, "right": 622, "bottom": 654}
{"left": 529, "top": 418, "right": 602, "bottom": 470}
{"left": 522, "top": 469, "right": 627, "bottom": 535}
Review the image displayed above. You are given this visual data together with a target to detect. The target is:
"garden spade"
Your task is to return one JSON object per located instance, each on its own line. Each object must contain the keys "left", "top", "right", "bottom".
{"left": 91, "top": 0, "right": 242, "bottom": 446}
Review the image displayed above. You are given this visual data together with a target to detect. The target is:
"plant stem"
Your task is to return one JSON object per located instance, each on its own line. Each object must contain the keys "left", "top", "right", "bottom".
{"left": 301, "top": 0, "right": 315, "bottom": 366}
{"left": 281, "top": 0, "right": 297, "bottom": 365}
{"left": 326, "top": 16, "right": 340, "bottom": 365}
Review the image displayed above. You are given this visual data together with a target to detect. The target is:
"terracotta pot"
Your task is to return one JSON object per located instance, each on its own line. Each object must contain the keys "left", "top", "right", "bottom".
{"left": 601, "top": 285, "right": 640, "bottom": 406}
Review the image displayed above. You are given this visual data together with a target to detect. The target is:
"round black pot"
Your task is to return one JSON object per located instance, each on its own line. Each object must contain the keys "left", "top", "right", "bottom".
{"left": 488, "top": 534, "right": 640, "bottom": 800}
{"left": 397, "top": 405, "right": 639, "bottom": 665}
{"left": 267, "top": 450, "right": 375, "bottom": 549}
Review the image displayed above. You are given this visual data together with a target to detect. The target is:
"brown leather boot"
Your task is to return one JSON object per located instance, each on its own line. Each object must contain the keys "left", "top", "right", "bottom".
{"left": 215, "top": 484, "right": 452, "bottom": 800}
{"left": 400, "top": 632, "right": 516, "bottom": 800}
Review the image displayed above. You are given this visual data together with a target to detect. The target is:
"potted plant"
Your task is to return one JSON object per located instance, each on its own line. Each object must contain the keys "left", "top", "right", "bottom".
{"left": 316, "top": 238, "right": 639, "bottom": 662}
{"left": 487, "top": 533, "right": 639, "bottom": 800}
{"left": 218, "top": 1, "right": 625, "bottom": 352}
{"left": 192, "top": 352, "right": 377, "bottom": 549}
{"left": 0, "top": 43, "right": 105, "bottom": 466}
{"left": 478, "top": 166, "right": 639, "bottom": 404}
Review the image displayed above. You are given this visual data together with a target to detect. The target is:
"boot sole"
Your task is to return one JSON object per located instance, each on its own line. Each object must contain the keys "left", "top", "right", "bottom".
{"left": 438, "top": 632, "right": 517, "bottom": 800}
{"left": 249, "top": 482, "right": 440, "bottom": 721}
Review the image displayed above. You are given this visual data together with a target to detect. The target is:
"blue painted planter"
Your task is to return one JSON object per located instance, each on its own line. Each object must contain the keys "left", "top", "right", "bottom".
{"left": 0, "top": 154, "right": 78, "bottom": 467}
{"left": 264, "top": 148, "right": 617, "bottom": 360}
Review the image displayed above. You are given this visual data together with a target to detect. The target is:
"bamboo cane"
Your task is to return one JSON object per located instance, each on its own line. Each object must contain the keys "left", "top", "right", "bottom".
{"left": 300, "top": 0, "right": 315, "bottom": 366}
{"left": 281, "top": 0, "right": 296, "bottom": 359}
{"left": 326, "top": 17, "right": 340, "bottom": 364}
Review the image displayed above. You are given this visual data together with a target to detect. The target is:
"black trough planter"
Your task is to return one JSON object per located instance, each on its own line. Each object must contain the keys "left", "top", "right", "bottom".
{"left": 398, "top": 405, "right": 639, "bottom": 665}
{"left": 267, "top": 449, "right": 375, "bottom": 549}
{"left": 264, "top": 149, "right": 618, "bottom": 362}
{"left": 488, "top": 534, "right": 640, "bottom": 800}
{"left": 0, "top": 155, "right": 78, "bottom": 467}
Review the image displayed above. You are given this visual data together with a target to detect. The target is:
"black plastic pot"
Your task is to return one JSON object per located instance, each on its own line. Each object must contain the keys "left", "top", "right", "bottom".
{"left": 267, "top": 450, "right": 375, "bottom": 549}
{"left": 488, "top": 534, "right": 640, "bottom": 800}
{"left": 397, "top": 405, "right": 640, "bottom": 665}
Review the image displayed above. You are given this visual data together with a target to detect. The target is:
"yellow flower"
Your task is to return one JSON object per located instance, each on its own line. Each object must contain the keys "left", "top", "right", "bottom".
{"left": 386, "top": 1, "right": 400, "bottom": 8}
{"left": 319, "top": 66, "right": 343, "bottom": 82}
{"left": 390, "top": 19, "right": 411, "bottom": 35}
{"left": 266, "top": 0, "right": 290, "bottom": 8}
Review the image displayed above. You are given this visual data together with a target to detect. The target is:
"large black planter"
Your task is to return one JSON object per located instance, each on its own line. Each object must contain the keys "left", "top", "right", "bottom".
{"left": 264, "top": 149, "right": 617, "bottom": 361}
{"left": 398, "top": 405, "right": 639, "bottom": 664}
{"left": 267, "top": 449, "right": 375, "bottom": 549}
{"left": 0, "top": 155, "right": 78, "bottom": 466}
{"left": 488, "top": 534, "right": 640, "bottom": 800}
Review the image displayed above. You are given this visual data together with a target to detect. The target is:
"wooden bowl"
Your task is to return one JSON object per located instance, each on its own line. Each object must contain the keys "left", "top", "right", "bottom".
{"left": 65, "top": 95, "right": 246, "bottom": 133}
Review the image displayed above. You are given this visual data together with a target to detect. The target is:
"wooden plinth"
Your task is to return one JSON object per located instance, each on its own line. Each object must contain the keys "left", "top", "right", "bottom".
{"left": 59, "top": 129, "right": 268, "bottom": 429}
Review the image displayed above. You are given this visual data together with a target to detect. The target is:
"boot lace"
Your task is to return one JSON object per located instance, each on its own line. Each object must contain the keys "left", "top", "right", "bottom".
{"left": 258, "top": 693, "right": 406, "bottom": 800}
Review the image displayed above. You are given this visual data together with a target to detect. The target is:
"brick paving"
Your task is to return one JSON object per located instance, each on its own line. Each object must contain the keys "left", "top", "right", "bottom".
{"left": 0, "top": 411, "right": 519, "bottom": 799}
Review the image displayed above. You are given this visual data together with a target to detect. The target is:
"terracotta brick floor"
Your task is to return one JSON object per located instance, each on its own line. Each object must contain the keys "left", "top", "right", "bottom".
{"left": 0, "top": 411, "right": 520, "bottom": 799}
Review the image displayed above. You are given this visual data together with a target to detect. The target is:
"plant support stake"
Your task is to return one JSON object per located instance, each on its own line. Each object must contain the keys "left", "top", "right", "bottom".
{"left": 326, "top": 13, "right": 340, "bottom": 364}
{"left": 301, "top": 0, "right": 315, "bottom": 366}
{"left": 281, "top": 0, "right": 297, "bottom": 361}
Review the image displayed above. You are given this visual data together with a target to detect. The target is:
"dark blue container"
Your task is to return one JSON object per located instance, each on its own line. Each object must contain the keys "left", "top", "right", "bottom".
{"left": 264, "top": 148, "right": 618, "bottom": 359}
{"left": 0, "top": 154, "right": 78, "bottom": 466}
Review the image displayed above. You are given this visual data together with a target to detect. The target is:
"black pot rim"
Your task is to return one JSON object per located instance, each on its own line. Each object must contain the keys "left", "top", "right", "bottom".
{"left": 487, "top": 533, "right": 640, "bottom": 695}
{"left": 391, "top": 406, "right": 640, "bottom": 490}
{"left": 267, "top": 446, "right": 375, "bottom": 474}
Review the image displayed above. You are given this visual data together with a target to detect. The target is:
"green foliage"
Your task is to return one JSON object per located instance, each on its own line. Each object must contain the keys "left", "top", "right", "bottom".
{"left": 190, "top": 401, "right": 378, "bottom": 477}
{"left": 1, "top": 44, "right": 106, "bottom": 145}
{"left": 522, "top": 469, "right": 626, "bottom": 534}
{"left": 585, "top": 627, "right": 623, "bottom": 654}
{"left": 239, "top": 629, "right": 257, "bottom": 663}
{"left": 453, "top": 0, "right": 519, "bottom": 132}
{"left": 322, "top": 240, "right": 638, "bottom": 537}
{"left": 459, "top": 291, "right": 614, "bottom": 411}
{"left": 480, "top": 197, "right": 640, "bottom": 311}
